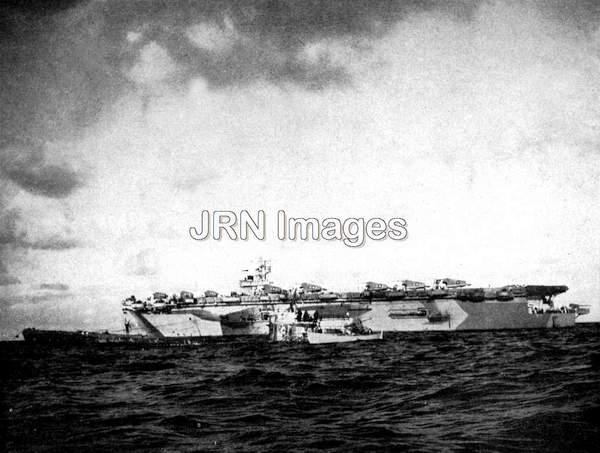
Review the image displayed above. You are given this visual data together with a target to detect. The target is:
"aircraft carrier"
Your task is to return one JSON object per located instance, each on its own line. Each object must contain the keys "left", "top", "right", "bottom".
{"left": 120, "top": 260, "right": 587, "bottom": 340}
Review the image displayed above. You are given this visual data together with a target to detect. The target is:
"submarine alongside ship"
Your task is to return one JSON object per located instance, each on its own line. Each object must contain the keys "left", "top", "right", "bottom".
{"left": 22, "top": 260, "right": 589, "bottom": 345}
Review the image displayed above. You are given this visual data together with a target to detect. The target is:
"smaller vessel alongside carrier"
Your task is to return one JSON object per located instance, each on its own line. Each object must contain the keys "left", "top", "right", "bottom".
{"left": 268, "top": 309, "right": 383, "bottom": 344}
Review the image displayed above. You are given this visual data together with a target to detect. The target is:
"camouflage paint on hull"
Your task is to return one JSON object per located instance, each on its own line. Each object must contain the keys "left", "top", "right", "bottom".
{"left": 124, "top": 307, "right": 269, "bottom": 338}
{"left": 124, "top": 296, "right": 576, "bottom": 339}
{"left": 356, "top": 299, "right": 576, "bottom": 332}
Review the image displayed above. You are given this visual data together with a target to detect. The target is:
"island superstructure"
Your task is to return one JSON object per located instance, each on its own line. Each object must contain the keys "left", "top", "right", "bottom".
{"left": 120, "top": 260, "right": 585, "bottom": 340}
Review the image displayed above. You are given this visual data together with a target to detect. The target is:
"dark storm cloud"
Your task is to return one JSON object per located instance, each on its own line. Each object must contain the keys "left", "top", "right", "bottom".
{"left": 1, "top": 0, "right": 481, "bottom": 129}
{"left": 115, "top": 0, "right": 480, "bottom": 89}
{"left": 0, "top": 139, "right": 83, "bottom": 198}
{"left": 1, "top": 2, "right": 125, "bottom": 142}
{"left": 3, "top": 0, "right": 597, "bottom": 143}
{"left": 543, "top": 0, "right": 600, "bottom": 32}
{"left": 2, "top": 157, "right": 82, "bottom": 199}
{"left": 166, "top": 35, "right": 351, "bottom": 89}
{"left": 4, "top": 163, "right": 81, "bottom": 199}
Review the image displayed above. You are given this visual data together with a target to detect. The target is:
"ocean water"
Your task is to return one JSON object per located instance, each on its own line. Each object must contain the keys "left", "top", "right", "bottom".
{"left": 2, "top": 324, "right": 599, "bottom": 452}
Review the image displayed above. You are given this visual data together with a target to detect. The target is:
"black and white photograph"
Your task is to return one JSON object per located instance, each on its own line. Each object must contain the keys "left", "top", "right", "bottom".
{"left": 1, "top": 0, "right": 599, "bottom": 451}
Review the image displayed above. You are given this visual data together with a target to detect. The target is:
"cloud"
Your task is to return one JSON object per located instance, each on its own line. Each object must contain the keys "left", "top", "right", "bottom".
{"left": 172, "top": 173, "right": 220, "bottom": 192}
{"left": 186, "top": 18, "right": 238, "bottom": 52}
{"left": 299, "top": 39, "right": 358, "bottom": 67}
{"left": 1, "top": 292, "right": 72, "bottom": 308}
{"left": 38, "top": 283, "right": 69, "bottom": 291}
{"left": 90, "top": 0, "right": 476, "bottom": 91}
{"left": 0, "top": 259, "right": 20, "bottom": 286}
{"left": 0, "top": 207, "right": 20, "bottom": 247}
{"left": 0, "top": 141, "right": 83, "bottom": 199}
{"left": 180, "top": 39, "right": 350, "bottom": 89}
{"left": 127, "top": 31, "right": 143, "bottom": 43}
{"left": 3, "top": 163, "right": 82, "bottom": 199}
{"left": 0, "top": 2, "right": 125, "bottom": 141}
{"left": 1, "top": 0, "right": 596, "bottom": 138}
{"left": 0, "top": 274, "right": 20, "bottom": 286}
{"left": 0, "top": 139, "right": 82, "bottom": 286}
{"left": 128, "top": 42, "right": 178, "bottom": 86}
{"left": 26, "top": 236, "right": 80, "bottom": 250}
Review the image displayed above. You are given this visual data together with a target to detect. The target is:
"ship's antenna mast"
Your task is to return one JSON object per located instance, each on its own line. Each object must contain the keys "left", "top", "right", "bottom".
{"left": 257, "top": 257, "right": 271, "bottom": 281}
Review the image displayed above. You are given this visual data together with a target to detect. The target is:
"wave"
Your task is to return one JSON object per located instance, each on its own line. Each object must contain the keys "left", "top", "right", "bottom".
{"left": 2, "top": 324, "right": 599, "bottom": 452}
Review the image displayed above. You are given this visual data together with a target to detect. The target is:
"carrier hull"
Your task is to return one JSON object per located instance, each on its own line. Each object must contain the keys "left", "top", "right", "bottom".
{"left": 123, "top": 297, "right": 576, "bottom": 339}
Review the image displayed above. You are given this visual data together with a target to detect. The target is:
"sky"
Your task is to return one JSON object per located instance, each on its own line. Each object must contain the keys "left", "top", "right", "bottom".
{"left": 1, "top": 0, "right": 599, "bottom": 338}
